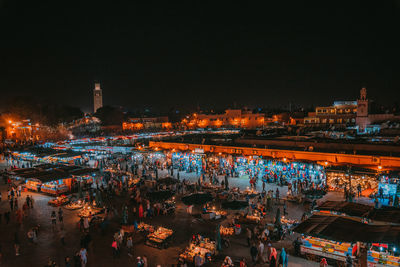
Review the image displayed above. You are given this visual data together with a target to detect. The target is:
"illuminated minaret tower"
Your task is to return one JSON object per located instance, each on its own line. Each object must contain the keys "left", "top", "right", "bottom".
{"left": 93, "top": 82, "right": 103, "bottom": 113}
{"left": 356, "top": 87, "right": 369, "bottom": 132}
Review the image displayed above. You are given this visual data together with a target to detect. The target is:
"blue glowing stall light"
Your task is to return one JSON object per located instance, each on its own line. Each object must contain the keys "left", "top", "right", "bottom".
{"left": 378, "top": 183, "right": 397, "bottom": 196}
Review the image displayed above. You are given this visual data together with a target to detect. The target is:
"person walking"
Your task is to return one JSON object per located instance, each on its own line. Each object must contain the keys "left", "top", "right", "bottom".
{"left": 283, "top": 201, "right": 288, "bottom": 216}
{"left": 257, "top": 241, "right": 264, "bottom": 263}
{"left": 279, "top": 248, "right": 288, "bottom": 267}
{"left": 126, "top": 236, "right": 133, "bottom": 256}
{"left": 250, "top": 243, "right": 258, "bottom": 263}
{"left": 320, "top": 258, "right": 328, "bottom": 267}
{"left": 137, "top": 257, "right": 144, "bottom": 267}
{"left": 357, "top": 184, "right": 362, "bottom": 198}
{"left": 112, "top": 239, "right": 119, "bottom": 258}
{"left": 65, "top": 256, "right": 71, "bottom": 267}
{"left": 293, "top": 237, "right": 302, "bottom": 256}
{"left": 142, "top": 255, "right": 148, "bottom": 267}
{"left": 194, "top": 252, "right": 203, "bottom": 267}
{"left": 138, "top": 204, "right": 144, "bottom": 218}
{"left": 246, "top": 227, "right": 252, "bottom": 247}
{"left": 83, "top": 217, "right": 89, "bottom": 232}
{"left": 79, "top": 247, "right": 88, "bottom": 267}
{"left": 346, "top": 253, "right": 353, "bottom": 267}
{"left": 30, "top": 195, "right": 34, "bottom": 208}
{"left": 269, "top": 247, "right": 277, "bottom": 267}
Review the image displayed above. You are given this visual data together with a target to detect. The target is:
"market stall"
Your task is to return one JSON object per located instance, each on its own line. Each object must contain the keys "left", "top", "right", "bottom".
{"left": 294, "top": 214, "right": 400, "bottom": 266}
{"left": 378, "top": 171, "right": 400, "bottom": 199}
{"left": 41, "top": 178, "right": 71, "bottom": 195}
{"left": 179, "top": 235, "right": 217, "bottom": 264}
{"left": 301, "top": 236, "right": 353, "bottom": 263}
{"left": 78, "top": 204, "right": 104, "bottom": 218}
{"left": 25, "top": 177, "right": 71, "bottom": 195}
{"left": 146, "top": 227, "right": 174, "bottom": 249}
{"left": 368, "top": 243, "right": 400, "bottom": 267}
{"left": 11, "top": 164, "right": 97, "bottom": 195}
{"left": 326, "top": 166, "right": 378, "bottom": 196}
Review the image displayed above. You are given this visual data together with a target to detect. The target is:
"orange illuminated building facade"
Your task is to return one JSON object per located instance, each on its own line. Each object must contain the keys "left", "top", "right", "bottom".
{"left": 123, "top": 116, "right": 170, "bottom": 130}
{"left": 304, "top": 101, "right": 358, "bottom": 125}
{"left": 190, "top": 109, "right": 265, "bottom": 129}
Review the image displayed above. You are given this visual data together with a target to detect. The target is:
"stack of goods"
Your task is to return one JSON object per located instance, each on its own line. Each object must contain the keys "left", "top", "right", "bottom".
{"left": 48, "top": 196, "right": 70, "bottom": 207}
{"left": 41, "top": 181, "right": 70, "bottom": 195}
{"left": 245, "top": 214, "right": 261, "bottom": 223}
{"left": 368, "top": 245, "right": 400, "bottom": 266}
{"left": 244, "top": 209, "right": 262, "bottom": 223}
{"left": 179, "top": 238, "right": 216, "bottom": 263}
{"left": 64, "top": 200, "right": 84, "bottom": 210}
{"left": 301, "top": 236, "right": 352, "bottom": 260}
{"left": 25, "top": 179, "right": 41, "bottom": 191}
{"left": 78, "top": 205, "right": 104, "bottom": 218}
{"left": 146, "top": 227, "right": 174, "bottom": 248}
{"left": 137, "top": 222, "right": 154, "bottom": 232}
{"left": 242, "top": 188, "right": 259, "bottom": 198}
{"left": 215, "top": 210, "right": 227, "bottom": 217}
{"left": 220, "top": 226, "right": 234, "bottom": 236}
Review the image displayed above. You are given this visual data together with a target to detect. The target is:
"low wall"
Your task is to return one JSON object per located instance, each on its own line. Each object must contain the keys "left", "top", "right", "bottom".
{"left": 236, "top": 138, "right": 400, "bottom": 154}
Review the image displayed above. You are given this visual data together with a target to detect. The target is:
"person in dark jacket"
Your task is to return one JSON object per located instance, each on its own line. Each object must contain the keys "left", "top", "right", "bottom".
{"left": 346, "top": 253, "right": 353, "bottom": 267}
{"left": 250, "top": 243, "right": 258, "bottom": 263}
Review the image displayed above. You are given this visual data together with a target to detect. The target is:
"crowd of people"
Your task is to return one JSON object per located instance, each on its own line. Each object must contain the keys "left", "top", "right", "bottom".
{"left": 0, "top": 145, "right": 360, "bottom": 267}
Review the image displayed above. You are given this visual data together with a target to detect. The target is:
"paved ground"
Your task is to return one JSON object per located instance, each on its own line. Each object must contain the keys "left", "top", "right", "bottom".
{"left": 0, "top": 159, "right": 362, "bottom": 266}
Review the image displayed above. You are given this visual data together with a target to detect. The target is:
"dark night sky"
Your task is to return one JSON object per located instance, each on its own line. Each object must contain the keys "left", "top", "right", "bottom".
{"left": 0, "top": 1, "right": 399, "bottom": 112}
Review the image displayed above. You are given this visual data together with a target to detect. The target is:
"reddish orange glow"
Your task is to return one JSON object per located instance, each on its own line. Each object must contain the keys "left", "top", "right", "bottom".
{"left": 162, "top": 122, "right": 172, "bottom": 129}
